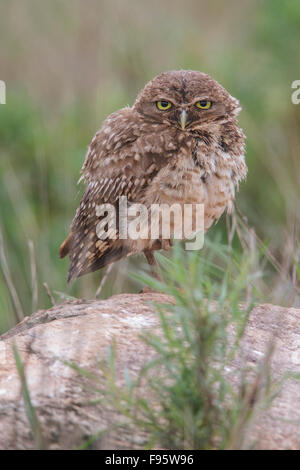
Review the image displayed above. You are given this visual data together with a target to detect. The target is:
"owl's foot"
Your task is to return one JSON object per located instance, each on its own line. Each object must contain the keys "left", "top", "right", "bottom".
{"left": 139, "top": 286, "right": 160, "bottom": 294}
{"left": 151, "top": 239, "right": 173, "bottom": 251}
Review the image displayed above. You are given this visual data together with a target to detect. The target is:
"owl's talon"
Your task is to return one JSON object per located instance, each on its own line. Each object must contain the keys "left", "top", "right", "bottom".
{"left": 139, "top": 286, "right": 160, "bottom": 294}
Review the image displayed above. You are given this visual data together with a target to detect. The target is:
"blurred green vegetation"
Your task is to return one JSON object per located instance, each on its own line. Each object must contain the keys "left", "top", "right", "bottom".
{"left": 71, "top": 241, "right": 275, "bottom": 450}
{"left": 0, "top": 0, "right": 299, "bottom": 333}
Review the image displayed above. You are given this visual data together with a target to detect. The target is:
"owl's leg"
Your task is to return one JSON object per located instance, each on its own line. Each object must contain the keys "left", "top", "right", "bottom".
{"left": 144, "top": 248, "right": 161, "bottom": 281}
{"left": 139, "top": 248, "right": 162, "bottom": 294}
{"left": 161, "top": 239, "right": 173, "bottom": 251}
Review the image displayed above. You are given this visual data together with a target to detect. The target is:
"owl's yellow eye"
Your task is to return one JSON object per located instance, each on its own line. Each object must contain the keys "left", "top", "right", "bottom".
{"left": 156, "top": 100, "right": 172, "bottom": 110}
{"left": 196, "top": 100, "right": 212, "bottom": 109}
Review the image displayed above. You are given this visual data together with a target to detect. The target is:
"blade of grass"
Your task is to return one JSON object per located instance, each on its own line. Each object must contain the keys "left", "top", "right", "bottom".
{"left": 13, "top": 343, "right": 46, "bottom": 449}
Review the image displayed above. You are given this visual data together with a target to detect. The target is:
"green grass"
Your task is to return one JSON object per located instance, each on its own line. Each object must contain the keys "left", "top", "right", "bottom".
{"left": 67, "top": 241, "right": 279, "bottom": 450}
{"left": 13, "top": 343, "right": 47, "bottom": 449}
{"left": 10, "top": 238, "right": 300, "bottom": 449}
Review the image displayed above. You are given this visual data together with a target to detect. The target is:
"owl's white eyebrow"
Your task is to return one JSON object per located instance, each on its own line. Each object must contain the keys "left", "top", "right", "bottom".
{"left": 153, "top": 97, "right": 177, "bottom": 104}
{"left": 191, "top": 96, "right": 211, "bottom": 104}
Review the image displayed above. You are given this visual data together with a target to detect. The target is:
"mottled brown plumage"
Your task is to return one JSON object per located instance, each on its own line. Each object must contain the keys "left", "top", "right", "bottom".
{"left": 60, "top": 70, "right": 247, "bottom": 282}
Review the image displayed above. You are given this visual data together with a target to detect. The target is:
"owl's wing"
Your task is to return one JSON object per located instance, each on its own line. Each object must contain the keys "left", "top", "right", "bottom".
{"left": 59, "top": 107, "right": 166, "bottom": 282}
{"left": 60, "top": 178, "right": 142, "bottom": 282}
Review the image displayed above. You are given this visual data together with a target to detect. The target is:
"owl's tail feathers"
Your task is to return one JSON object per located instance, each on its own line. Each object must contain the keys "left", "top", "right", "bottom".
{"left": 59, "top": 230, "right": 129, "bottom": 283}
{"left": 59, "top": 233, "right": 73, "bottom": 259}
{"left": 66, "top": 243, "right": 129, "bottom": 283}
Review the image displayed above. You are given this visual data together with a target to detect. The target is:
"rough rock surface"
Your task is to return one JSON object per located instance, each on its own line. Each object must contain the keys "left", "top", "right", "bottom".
{"left": 0, "top": 293, "right": 300, "bottom": 449}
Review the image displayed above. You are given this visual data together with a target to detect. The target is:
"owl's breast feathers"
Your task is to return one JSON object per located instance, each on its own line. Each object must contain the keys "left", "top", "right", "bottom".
{"left": 60, "top": 107, "right": 247, "bottom": 281}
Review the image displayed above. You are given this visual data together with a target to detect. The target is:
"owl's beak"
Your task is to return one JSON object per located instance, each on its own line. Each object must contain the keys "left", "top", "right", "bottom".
{"left": 179, "top": 109, "right": 188, "bottom": 130}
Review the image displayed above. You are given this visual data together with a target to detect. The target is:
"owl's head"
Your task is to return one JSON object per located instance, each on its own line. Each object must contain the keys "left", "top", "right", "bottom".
{"left": 134, "top": 70, "right": 241, "bottom": 131}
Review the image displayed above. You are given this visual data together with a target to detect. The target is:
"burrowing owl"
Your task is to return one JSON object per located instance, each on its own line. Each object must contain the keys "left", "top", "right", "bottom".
{"left": 60, "top": 70, "right": 247, "bottom": 282}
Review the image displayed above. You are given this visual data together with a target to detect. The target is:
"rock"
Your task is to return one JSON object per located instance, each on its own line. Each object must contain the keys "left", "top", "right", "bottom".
{"left": 0, "top": 294, "right": 299, "bottom": 449}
